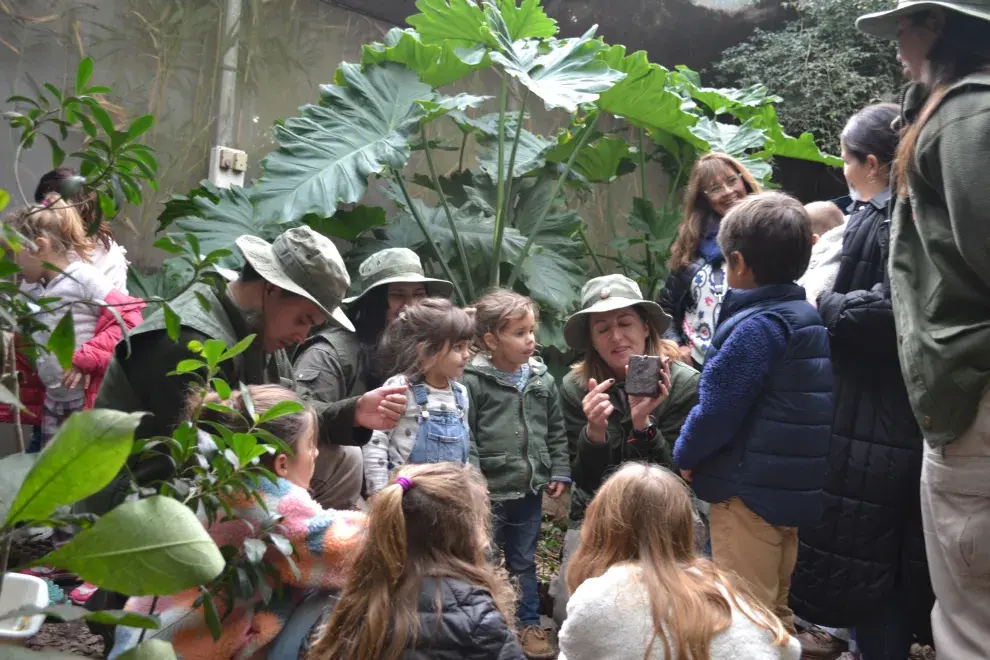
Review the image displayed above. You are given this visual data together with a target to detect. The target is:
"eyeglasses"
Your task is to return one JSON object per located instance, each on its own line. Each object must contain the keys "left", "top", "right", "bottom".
{"left": 703, "top": 174, "right": 743, "bottom": 198}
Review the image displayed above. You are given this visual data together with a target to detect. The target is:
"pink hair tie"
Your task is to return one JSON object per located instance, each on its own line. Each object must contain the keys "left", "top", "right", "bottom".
{"left": 40, "top": 199, "right": 53, "bottom": 208}
{"left": 396, "top": 476, "right": 414, "bottom": 493}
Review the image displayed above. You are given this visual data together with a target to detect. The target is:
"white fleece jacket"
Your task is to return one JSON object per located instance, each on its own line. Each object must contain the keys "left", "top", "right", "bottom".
{"left": 797, "top": 221, "right": 847, "bottom": 307}
{"left": 558, "top": 564, "right": 801, "bottom": 660}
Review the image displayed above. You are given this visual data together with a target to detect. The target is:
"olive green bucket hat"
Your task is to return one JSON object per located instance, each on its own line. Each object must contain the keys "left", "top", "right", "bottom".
{"left": 236, "top": 227, "right": 354, "bottom": 331}
{"left": 343, "top": 247, "right": 454, "bottom": 305}
{"left": 857, "top": 0, "right": 990, "bottom": 39}
{"left": 563, "top": 274, "right": 671, "bottom": 351}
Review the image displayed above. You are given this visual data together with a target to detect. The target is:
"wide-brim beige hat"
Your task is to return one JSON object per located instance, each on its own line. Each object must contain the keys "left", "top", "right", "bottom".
{"left": 563, "top": 274, "right": 671, "bottom": 351}
{"left": 343, "top": 247, "right": 454, "bottom": 305}
{"left": 236, "top": 227, "right": 354, "bottom": 332}
{"left": 857, "top": 0, "right": 990, "bottom": 39}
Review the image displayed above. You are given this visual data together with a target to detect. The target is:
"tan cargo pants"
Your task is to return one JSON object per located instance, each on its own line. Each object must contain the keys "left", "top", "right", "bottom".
{"left": 709, "top": 497, "right": 799, "bottom": 633}
{"left": 921, "top": 393, "right": 990, "bottom": 659}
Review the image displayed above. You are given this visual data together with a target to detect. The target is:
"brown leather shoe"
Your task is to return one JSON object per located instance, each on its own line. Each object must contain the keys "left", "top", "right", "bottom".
{"left": 519, "top": 625, "right": 555, "bottom": 659}
{"left": 796, "top": 627, "right": 848, "bottom": 660}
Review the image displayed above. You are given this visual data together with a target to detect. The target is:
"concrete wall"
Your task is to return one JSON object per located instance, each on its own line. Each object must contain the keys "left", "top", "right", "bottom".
{"left": 1, "top": 0, "right": 690, "bottom": 273}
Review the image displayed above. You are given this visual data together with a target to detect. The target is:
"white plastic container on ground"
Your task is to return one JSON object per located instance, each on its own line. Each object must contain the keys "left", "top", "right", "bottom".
{"left": 0, "top": 572, "right": 50, "bottom": 642}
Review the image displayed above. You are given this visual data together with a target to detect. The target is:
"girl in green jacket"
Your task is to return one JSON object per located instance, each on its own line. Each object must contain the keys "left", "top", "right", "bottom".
{"left": 462, "top": 290, "right": 569, "bottom": 660}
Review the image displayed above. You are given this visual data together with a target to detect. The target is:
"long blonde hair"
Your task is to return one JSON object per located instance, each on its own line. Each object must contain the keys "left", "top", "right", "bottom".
{"left": 669, "top": 153, "right": 760, "bottom": 273}
{"left": 307, "top": 463, "right": 515, "bottom": 660}
{"left": 5, "top": 194, "right": 94, "bottom": 262}
{"left": 566, "top": 463, "right": 791, "bottom": 660}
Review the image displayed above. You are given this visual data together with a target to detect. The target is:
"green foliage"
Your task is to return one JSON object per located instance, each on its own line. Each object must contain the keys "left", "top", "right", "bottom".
{"left": 708, "top": 0, "right": 901, "bottom": 155}
{"left": 4, "top": 56, "right": 160, "bottom": 224}
{"left": 4, "top": 410, "right": 143, "bottom": 526}
{"left": 116, "top": 639, "right": 179, "bottom": 660}
{"left": 40, "top": 496, "right": 224, "bottom": 596}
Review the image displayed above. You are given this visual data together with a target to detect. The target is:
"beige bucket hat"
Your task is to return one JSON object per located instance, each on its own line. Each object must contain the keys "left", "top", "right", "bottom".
{"left": 343, "top": 247, "right": 454, "bottom": 305}
{"left": 857, "top": 0, "right": 990, "bottom": 39}
{"left": 563, "top": 274, "right": 671, "bottom": 351}
{"left": 236, "top": 227, "right": 354, "bottom": 331}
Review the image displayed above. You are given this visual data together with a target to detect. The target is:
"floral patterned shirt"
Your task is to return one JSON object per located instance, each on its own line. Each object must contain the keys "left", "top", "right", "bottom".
{"left": 682, "top": 260, "right": 726, "bottom": 365}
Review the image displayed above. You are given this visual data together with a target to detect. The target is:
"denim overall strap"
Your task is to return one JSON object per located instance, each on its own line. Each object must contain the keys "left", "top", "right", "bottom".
{"left": 407, "top": 381, "right": 470, "bottom": 465}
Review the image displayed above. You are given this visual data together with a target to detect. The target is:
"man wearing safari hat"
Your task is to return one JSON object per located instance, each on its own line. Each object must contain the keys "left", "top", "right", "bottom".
{"left": 293, "top": 248, "right": 453, "bottom": 505}
{"left": 93, "top": 227, "right": 407, "bottom": 513}
{"left": 857, "top": 1, "right": 990, "bottom": 657}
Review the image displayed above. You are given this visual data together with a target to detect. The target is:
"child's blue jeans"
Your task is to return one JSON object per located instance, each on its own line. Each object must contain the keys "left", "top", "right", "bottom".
{"left": 492, "top": 492, "right": 542, "bottom": 628}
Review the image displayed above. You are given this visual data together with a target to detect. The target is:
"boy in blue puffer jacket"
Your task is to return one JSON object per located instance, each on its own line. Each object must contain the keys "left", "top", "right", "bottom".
{"left": 674, "top": 192, "right": 833, "bottom": 634}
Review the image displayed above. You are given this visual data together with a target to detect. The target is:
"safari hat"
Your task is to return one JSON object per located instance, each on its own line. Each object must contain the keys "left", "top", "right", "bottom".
{"left": 563, "top": 274, "right": 671, "bottom": 351}
{"left": 343, "top": 247, "right": 453, "bottom": 305}
{"left": 857, "top": 0, "right": 990, "bottom": 39}
{"left": 236, "top": 227, "right": 354, "bottom": 331}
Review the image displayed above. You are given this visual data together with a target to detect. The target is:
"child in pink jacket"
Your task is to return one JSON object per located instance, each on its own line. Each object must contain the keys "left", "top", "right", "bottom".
{"left": 110, "top": 385, "right": 366, "bottom": 660}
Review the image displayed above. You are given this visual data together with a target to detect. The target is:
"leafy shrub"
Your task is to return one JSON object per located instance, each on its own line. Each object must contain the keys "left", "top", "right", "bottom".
{"left": 708, "top": 0, "right": 902, "bottom": 154}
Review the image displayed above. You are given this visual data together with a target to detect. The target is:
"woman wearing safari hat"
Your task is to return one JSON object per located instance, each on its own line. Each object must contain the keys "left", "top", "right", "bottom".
{"left": 547, "top": 274, "right": 701, "bottom": 625}
{"left": 857, "top": 1, "right": 990, "bottom": 657}
{"left": 293, "top": 247, "right": 453, "bottom": 504}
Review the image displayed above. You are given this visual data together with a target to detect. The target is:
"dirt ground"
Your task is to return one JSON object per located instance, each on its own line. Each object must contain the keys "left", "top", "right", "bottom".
{"left": 26, "top": 619, "right": 103, "bottom": 658}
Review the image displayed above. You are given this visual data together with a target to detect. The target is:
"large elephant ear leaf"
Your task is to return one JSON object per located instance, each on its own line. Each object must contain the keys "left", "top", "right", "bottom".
{"left": 253, "top": 63, "right": 433, "bottom": 224}
{"left": 689, "top": 117, "right": 768, "bottom": 157}
{"left": 407, "top": 0, "right": 490, "bottom": 50}
{"left": 496, "top": 0, "right": 558, "bottom": 41}
{"left": 485, "top": 20, "right": 625, "bottom": 113}
{"left": 168, "top": 184, "right": 280, "bottom": 268}
{"left": 476, "top": 125, "right": 554, "bottom": 180}
{"left": 595, "top": 45, "right": 701, "bottom": 148}
{"left": 362, "top": 28, "right": 490, "bottom": 88}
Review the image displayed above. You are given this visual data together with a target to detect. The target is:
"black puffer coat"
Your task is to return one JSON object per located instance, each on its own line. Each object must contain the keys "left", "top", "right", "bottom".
{"left": 789, "top": 197, "right": 934, "bottom": 640}
{"left": 403, "top": 577, "right": 524, "bottom": 660}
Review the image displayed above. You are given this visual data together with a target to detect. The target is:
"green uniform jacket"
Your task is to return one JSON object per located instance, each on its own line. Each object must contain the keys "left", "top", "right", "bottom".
{"left": 292, "top": 326, "right": 374, "bottom": 448}
{"left": 560, "top": 359, "right": 700, "bottom": 525}
{"left": 462, "top": 354, "right": 570, "bottom": 502}
{"left": 892, "top": 73, "right": 990, "bottom": 447}
{"left": 96, "top": 284, "right": 367, "bottom": 448}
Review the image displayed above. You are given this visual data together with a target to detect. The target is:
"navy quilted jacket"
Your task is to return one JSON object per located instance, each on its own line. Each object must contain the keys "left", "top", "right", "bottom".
{"left": 788, "top": 198, "right": 934, "bottom": 637}
{"left": 675, "top": 284, "right": 833, "bottom": 528}
{"left": 402, "top": 577, "right": 524, "bottom": 660}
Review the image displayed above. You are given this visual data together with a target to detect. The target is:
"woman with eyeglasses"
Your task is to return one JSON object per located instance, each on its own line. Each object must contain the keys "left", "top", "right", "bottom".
{"left": 658, "top": 153, "right": 761, "bottom": 368}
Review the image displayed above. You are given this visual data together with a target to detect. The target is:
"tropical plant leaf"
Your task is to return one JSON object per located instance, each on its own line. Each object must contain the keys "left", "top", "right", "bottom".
{"left": 485, "top": 23, "right": 624, "bottom": 113}
{"left": 0, "top": 452, "right": 39, "bottom": 523}
{"left": 408, "top": 169, "right": 476, "bottom": 208}
{"left": 497, "top": 0, "right": 558, "bottom": 41}
{"left": 4, "top": 410, "right": 144, "bottom": 526}
{"left": 116, "top": 639, "right": 178, "bottom": 660}
{"left": 39, "top": 496, "right": 224, "bottom": 596}
{"left": 156, "top": 181, "right": 221, "bottom": 232}
{"left": 407, "top": 0, "right": 489, "bottom": 50}
{"left": 0, "top": 604, "right": 159, "bottom": 629}
{"left": 689, "top": 117, "right": 768, "bottom": 157}
{"left": 361, "top": 28, "right": 489, "bottom": 88}
{"left": 0, "top": 189, "right": 10, "bottom": 212}
{"left": 595, "top": 45, "right": 701, "bottom": 148}
{"left": 254, "top": 63, "right": 432, "bottom": 223}
{"left": 476, "top": 125, "right": 553, "bottom": 180}
{"left": 47, "top": 312, "right": 75, "bottom": 371}
{"left": 752, "top": 105, "right": 842, "bottom": 167}
{"left": 168, "top": 185, "right": 281, "bottom": 268}
{"left": 417, "top": 93, "right": 492, "bottom": 123}
{"left": 548, "top": 135, "right": 634, "bottom": 183}
{"left": 672, "top": 67, "right": 781, "bottom": 116}
{"left": 304, "top": 204, "right": 388, "bottom": 240}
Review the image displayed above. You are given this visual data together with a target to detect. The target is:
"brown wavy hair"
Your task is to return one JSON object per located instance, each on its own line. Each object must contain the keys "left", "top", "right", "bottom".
{"left": 307, "top": 463, "right": 515, "bottom": 660}
{"left": 566, "top": 463, "right": 791, "bottom": 660}
{"left": 668, "top": 153, "right": 761, "bottom": 273}
{"left": 377, "top": 298, "right": 475, "bottom": 380}
{"left": 895, "top": 10, "right": 990, "bottom": 197}
{"left": 472, "top": 288, "right": 538, "bottom": 351}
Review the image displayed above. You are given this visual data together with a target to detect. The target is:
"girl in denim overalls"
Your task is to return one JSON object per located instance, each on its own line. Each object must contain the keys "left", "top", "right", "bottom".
{"left": 362, "top": 298, "right": 475, "bottom": 495}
